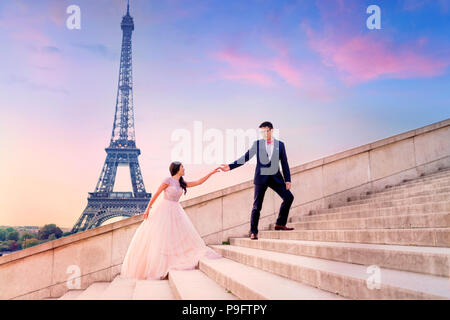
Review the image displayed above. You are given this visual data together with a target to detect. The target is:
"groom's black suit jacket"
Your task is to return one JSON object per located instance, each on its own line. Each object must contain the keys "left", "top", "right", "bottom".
{"left": 228, "top": 138, "right": 291, "bottom": 185}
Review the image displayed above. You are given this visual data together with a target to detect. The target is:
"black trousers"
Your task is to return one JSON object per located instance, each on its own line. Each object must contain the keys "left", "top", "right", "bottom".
{"left": 250, "top": 176, "right": 294, "bottom": 234}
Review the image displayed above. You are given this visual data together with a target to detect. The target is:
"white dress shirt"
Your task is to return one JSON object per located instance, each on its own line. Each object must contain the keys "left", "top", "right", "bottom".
{"left": 265, "top": 139, "right": 274, "bottom": 159}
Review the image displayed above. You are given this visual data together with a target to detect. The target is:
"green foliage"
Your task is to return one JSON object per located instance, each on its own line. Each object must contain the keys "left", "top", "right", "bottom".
{"left": 19, "top": 232, "right": 35, "bottom": 241}
{"left": 0, "top": 242, "right": 10, "bottom": 251}
{"left": 0, "top": 230, "right": 5, "bottom": 241}
{"left": 22, "top": 238, "right": 40, "bottom": 249}
{"left": 1, "top": 240, "right": 21, "bottom": 251}
{"left": 6, "top": 230, "right": 19, "bottom": 241}
{"left": 37, "top": 224, "right": 63, "bottom": 240}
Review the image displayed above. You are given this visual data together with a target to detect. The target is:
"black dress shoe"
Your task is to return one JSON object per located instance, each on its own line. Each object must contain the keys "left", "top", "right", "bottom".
{"left": 274, "top": 224, "right": 294, "bottom": 231}
{"left": 250, "top": 233, "right": 258, "bottom": 240}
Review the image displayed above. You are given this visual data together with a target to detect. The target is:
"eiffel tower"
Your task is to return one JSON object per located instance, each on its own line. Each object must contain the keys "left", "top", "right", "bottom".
{"left": 72, "top": 1, "right": 151, "bottom": 233}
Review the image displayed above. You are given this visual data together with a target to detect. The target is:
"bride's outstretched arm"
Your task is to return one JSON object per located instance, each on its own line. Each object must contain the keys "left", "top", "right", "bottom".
{"left": 186, "top": 167, "right": 221, "bottom": 188}
{"left": 143, "top": 181, "right": 169, "bottom": 218}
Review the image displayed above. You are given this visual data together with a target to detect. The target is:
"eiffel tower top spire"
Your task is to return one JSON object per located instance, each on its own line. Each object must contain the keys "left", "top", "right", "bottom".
{"left": 121, "top": 0, "right": 134, "bottom": 31}
{"left": 111, "top": 0, "right": 135, "bottom": 148}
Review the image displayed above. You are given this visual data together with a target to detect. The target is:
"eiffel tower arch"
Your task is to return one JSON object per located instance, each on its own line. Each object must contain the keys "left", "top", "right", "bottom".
{"left": 72, "top": 1, "right": 151, "bottom": 233}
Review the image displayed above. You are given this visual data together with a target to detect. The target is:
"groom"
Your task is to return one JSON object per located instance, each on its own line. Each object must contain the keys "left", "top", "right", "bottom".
{"left": 220, "top": 121, "right": 294, "bottom": 240}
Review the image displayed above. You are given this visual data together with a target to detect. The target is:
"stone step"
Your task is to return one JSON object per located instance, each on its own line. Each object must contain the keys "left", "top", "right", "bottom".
{"left": 401, "top": 168, "right": 450, "bottom": 181}
{"left": 229, "top": 238, "right": 450, "bottom": 277}
{"left": 375, "top": 170, "right": 450, "bottom": 190}
{"left": 330, "top": 168, "right": 450, "bottom": 212}
{"left": 210, "top": 245, "right": 450, "bottom": 299}
{"left": 394, "top": 168, "right": 450, "bottom": 182}
{"left": 355, "top": 183, "right": 450, "bottom": 210}
{"left": 281, "top": 212, "right": 449, "bottom": 230}
{"left": 382, "top": 173, "right": 450, "bottom": 188}
{"left": 259, "top": 228, "right": 449, "bottom": 247}
{"left": 320, "top": 192, "right": 450, "bottom": 214}
{"left": 411, "top": 167, "right": 450, "bottom": 178}
{"left": 382, "top": 171, "right": 450, "bottom": 189}
{"left": 98, "top": 275, "right": 136, "bottom": 300}
{"left": 358, "top": 178, "right": 450, "bottom": 201}
{"left": 169, "top": 269, "right": 238, "bottom": 300}
{"left": 290, "top": 201, "right": 450, "bottom": 223}
{"left": 75, "top": 282, "right": 111, "bottom": 300}
{"left": 132, "top": 279, "right": 175, "bottom": 300}
{"left": 57, "top": 289, "right": 84, "bottom": 300}
{"left": 198, "top": 256, "right": 347, "bottom": 299}
{"left": 422, "top": 166, "right": 450, "bottom": 176}
{"left": 343, "top": 186, "right": 450, "bottom": 209}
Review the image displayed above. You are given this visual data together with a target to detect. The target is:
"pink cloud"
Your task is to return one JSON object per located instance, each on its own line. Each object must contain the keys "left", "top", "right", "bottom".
{"left": 302, "top": 0, "right": 450, "bottom": 85}
{"left": 209, "top": 38, "right": 339, "bottom": 102}
{"left": 270, "top": 58, "right": 302, "bottom": 88}
{"left": 303, "top": 22, "right": 449, "bottom": 85}
{"left": 213, "top": 43, "right": 304, "bottom": 89}
{"left": 48, "top": 0, "right": 67, "bottom": 26}
{"left": 0, "top": 1, "right": 70, "bottom": 91}
{"left": 212, "top": 48, "right": 262, "bottom": 70}
{"left": 209, "top": 48, "right": 272, "bottom": 86}
{"left": 9, "top": 27, "right": 53, "bottom": 47}
{"left": 211, "top": 46, "right": 303, "bottom": 88}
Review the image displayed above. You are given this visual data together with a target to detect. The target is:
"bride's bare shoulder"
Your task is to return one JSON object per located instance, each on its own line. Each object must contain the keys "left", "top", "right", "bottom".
{"left": 162, "top": 176, "right": 172, "bottom": 185}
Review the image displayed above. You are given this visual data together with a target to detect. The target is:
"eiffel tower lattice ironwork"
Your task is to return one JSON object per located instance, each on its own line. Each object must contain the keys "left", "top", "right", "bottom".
{"left": 72, "top": 1, "right": 151, "bottom": 233}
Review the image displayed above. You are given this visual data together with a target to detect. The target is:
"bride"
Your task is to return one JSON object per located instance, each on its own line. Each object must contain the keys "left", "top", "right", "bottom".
{"left": 120, "top": 161, "right": 223, "bottom": 280}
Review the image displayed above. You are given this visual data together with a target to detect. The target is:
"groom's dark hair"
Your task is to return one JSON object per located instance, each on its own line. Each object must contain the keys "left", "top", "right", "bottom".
{"left": 259, "top": 121, "right": 273, "bottom": 129}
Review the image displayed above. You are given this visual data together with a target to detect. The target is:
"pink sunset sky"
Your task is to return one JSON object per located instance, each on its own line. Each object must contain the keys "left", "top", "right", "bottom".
{"left": 0, "top": 0, "right": 449, "bottom": 228}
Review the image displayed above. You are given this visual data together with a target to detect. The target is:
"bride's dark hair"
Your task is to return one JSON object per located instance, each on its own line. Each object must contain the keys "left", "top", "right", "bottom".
{"left": 169, "top": 161, "right": 187, "bottom": 195}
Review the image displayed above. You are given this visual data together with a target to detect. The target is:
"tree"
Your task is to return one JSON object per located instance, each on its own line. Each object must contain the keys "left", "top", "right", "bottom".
{"left": 48, "top": 233, "right": 56, "bottom": 241}
{"left": 37, "top": 224, "right": 63, "bottom": 240}
{"left": 7, "top": 231, "right": 19, "bottom": 241}
{"left": 20, "top": 232, "right": 35, "bottom": 241}
{"left": 0, "top": 242, "right": 9, "bottom": 251}
{"left": 22, "top": 238, "right": 39, "bottom": 249}
{"left": 0, "top": 230, "right": 5, "bottom": 241}
{"left": 4, "top": 240, "right": 20, "bottom": 251}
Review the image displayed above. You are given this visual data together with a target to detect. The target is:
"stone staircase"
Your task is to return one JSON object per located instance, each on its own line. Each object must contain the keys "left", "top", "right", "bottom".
{"left": 44, "top": 269, "right": 238, "bottom": 300}
{"left": 43, "top": 167, "right": 450, "bottom": 300}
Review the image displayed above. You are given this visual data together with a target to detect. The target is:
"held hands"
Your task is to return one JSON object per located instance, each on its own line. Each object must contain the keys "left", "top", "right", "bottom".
{"left": 285, "top": 181, "right": 291, "bottom": 190}
{"left": 211, "top": 166, "right": 222, "bottom": 175}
